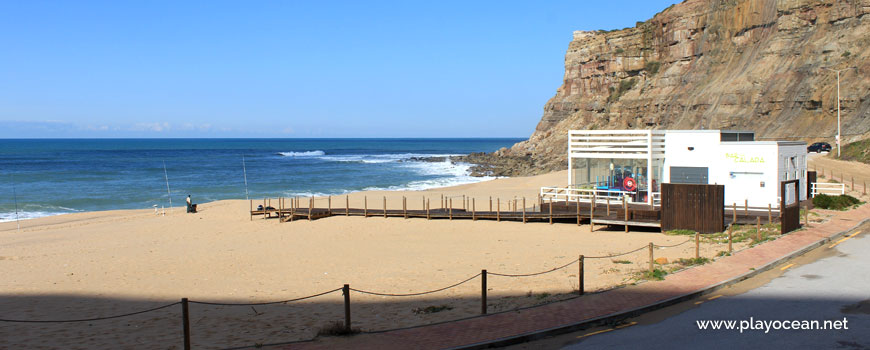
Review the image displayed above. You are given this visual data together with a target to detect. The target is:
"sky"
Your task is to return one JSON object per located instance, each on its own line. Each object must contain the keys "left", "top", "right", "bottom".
{"left": 0, "top": 1, "right": 678, "bottom": 138}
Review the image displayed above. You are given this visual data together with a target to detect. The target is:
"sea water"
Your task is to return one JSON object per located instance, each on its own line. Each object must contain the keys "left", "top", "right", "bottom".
{"left": 0, "top": 138, "right": 521, "bottom": 222}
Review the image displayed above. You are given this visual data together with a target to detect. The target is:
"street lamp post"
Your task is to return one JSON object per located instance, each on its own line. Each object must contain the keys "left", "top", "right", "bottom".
{"left": 823, "top": 67, "right": 856, "bottom": 157}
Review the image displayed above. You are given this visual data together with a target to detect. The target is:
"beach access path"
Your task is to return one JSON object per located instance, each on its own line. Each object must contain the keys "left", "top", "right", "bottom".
{"left": 282, "top": 202, "right": 870, "bottom": 350}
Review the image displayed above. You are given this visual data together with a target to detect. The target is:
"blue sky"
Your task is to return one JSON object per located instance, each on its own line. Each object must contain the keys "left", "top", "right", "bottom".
{"left": 0, "top": 1, "right": 677, "bottom": 138}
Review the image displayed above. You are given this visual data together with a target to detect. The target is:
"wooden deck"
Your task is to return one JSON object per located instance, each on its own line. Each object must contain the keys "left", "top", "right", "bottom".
{"left": 251, "top": 199, "right": 668, "bottom": 229}
{"left": 249, "top": 196, "right": 793, "bottom": 232}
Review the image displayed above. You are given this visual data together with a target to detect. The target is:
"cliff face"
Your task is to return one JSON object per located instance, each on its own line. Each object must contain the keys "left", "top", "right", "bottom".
{"left": 484, "top": 0, "right": 870, "bottom": 176}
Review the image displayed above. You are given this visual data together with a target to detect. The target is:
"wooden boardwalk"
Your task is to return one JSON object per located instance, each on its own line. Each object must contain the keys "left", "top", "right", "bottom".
{"left": 251, "top": 197, "right": 668, "bottom": 229}
{"left": 249, "top": 195, "right": 790, "bottom": 231}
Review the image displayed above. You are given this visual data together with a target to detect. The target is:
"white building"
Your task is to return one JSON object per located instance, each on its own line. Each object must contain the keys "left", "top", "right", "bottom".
{"left": 556, "top": 129, "right": 806, "bottom": 208}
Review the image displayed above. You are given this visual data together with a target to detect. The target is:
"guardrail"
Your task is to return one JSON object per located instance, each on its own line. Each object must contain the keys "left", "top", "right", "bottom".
{"left": 812, "top": 182, "right": 845, "bottom": 196}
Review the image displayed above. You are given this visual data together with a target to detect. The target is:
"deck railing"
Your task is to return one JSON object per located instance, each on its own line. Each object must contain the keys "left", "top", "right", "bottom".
{"left": 540, "top": 186, "right": 636, "bottom": 204}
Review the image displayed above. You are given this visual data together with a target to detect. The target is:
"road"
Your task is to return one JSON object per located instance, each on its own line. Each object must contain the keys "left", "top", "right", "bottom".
{"left": 506, "top": 222, "right": 870, "bottom": 349}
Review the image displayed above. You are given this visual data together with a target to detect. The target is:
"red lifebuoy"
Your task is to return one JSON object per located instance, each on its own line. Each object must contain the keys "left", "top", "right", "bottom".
{"left": 623, "top": 177, "right": 637, "bottom": 191}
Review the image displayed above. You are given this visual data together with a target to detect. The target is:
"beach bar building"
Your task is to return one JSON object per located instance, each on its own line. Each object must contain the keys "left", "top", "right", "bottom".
{"left": 549, "top": 130, "right": 807, "bottom": 208}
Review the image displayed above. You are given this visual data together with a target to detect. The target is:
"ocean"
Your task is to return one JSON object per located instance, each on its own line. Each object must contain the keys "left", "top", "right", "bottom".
{"left": 0, "top": 138, "right": 522, "bottom": 222}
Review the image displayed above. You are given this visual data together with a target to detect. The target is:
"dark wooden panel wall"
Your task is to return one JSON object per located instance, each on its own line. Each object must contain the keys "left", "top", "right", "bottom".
{"left": 781, "top": 179, "right": 801, "bottom": 235}
{"left": 807, "top": 171, "right": 817, "bottom": 198}
{"left": 661, "top": 183, "right": 725, "bottom": 233}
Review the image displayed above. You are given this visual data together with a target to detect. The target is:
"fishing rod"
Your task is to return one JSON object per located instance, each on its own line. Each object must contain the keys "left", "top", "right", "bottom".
{"left": 163, "top": 161, "right": 172, "bottom": 212}
{"left": 11, "top": 174, "right": 20, "bottom": 231}
{"left": 242, "top": 155, "right": 249, "bottom": 200}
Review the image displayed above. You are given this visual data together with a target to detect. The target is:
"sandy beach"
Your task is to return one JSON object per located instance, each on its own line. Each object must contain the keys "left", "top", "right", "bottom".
{"left": 2, "top": 170, "right": 743, "bottom": 349}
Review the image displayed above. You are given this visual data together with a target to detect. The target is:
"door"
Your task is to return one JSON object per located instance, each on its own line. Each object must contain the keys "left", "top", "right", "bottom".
{"left": 670, "top": 166, "right": 709, "bottom": 184}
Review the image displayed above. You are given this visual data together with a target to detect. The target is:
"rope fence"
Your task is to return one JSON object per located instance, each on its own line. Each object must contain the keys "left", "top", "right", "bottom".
{"left": 350, "top": 273, "right": 481, "bottom": 297}
{"left": 2, "top": 235, "right": 729, "bottom": 349}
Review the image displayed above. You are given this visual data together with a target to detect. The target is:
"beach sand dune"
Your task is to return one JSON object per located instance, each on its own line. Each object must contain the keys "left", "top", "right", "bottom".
{"left": 0, "top": 171, "right": 735, "bottom": 349}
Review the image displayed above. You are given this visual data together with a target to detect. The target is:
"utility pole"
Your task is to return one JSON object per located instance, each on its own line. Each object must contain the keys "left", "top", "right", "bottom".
{"left": 823, "top": 66, "right": 856, "bottom": 157}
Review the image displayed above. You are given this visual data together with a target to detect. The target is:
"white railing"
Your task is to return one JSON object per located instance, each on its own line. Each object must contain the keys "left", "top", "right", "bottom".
{"left": 651, "top": 192, "right": 661, "bottom": 206}
{"left": 812, "top": 182, "right": 845, "bottom": 196}
{"left": 540, "top": 186, "right": 635, "bottom": 204}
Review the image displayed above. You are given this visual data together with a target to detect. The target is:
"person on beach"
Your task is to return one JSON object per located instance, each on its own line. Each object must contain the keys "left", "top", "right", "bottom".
{"left": 186, "top": 195, "right": 193, "bottom": 213}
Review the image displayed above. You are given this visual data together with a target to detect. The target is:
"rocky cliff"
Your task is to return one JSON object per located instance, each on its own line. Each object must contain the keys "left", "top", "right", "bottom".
{"left": 465, "top": 0, "right": 870, "bottom": 176}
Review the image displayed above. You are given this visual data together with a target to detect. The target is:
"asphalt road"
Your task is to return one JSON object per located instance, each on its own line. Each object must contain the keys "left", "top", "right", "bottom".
{"left": 507, "top": 222, "right": 870, "bottom": 349}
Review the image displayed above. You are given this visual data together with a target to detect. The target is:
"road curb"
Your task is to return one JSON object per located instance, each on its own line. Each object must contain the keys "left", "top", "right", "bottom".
{"left": 452, "top": 216, "right": 870, "bottom": 350}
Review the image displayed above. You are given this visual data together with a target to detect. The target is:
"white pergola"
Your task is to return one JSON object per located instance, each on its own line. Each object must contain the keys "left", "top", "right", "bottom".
{"left": 542, "top": 130, "right": 666, "bottom": 206}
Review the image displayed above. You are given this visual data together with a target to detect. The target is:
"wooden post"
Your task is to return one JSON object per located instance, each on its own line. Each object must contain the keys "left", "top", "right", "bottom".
{"left": 343, "top": 284, "right": 351, "bottom": 332}
{"left": 449, "top": 198, "right": 453, "bottom": 220}
{"left": 768, "top": 204, "right": 772, "bottom": 224}
{"left": 263, "top": 198, "right": 266, "bottom": 220}
{"left": 383, "top": 196, "right": 387, "bottom": 218}
{"left": 864, "top": 181, "right": 867, "bottom": 195}
{"left": 481, "top": 270, "right": 487, "bottom": 315}
{"left": 548, "top": 197, "right": 553, "bottom": 224}
{"left": 744, "top": 199, "right": 748, "bottom": 216}
{"left": 732, "top": 203, "right": 737, "bottom": 223}
{"left": 590, "top": 193, "right": 596, "bottom": 231}
{"left": 576, "top": 197, "right": 580, "bottom": 226}
{"left": 648, "top": 242, "right": 654, "bottom": 273}
{"left": 441, "top": 194, "right": 444, "bottom": 209}
{"left": 606, "top": 198, "right": 610, "bottom": 216}
{"left": 463, "top": 195, "right": 466, "bottom": 210}
{"left": 472, "top": 198, "right": 476, "bottom": 221}
{"left": 538, "top": 194, "right": 542, "bottom": 210}
{"left": 756, "top": 217, "right": 761, "bottom": 241}
{"left": 804, "top": 204, "right": 809, "bottom": 226}
{"left": 578, "top": 255, "right": 585, "bottom": 295}
{"left": 249, "top": 199, "right": 252, "bottom": 221}
{"left": 308, "top": 197, "right": 312, "bottom": 221}
{"left": 346, "top": 195, "right": 349, "bottom": 216}
{"left": 403, "top": 197, "right": 407, "bottom": 219}
{"left": 181, "top": 298, "right": 190, "bottom": 350}
{"left": 497, "top": 198, "right": 500, "bottom": 222}
{"left": 364, "top": 196, "right": 367, "bottom": 217}
{"left": 623, "top": 196, "right": 629, "bottom": 233}
{"left": 489, "top": 197, "right": 492, "bottom": 212}
{"left": 523, "top": 197, "right": 527, "bottom": 224}
{"left": 728, "top": 225, "right": 733, "bottom": 253}
{"left": 427, "top": 199, "right": 430, "bottom": 220}
{"left": 695, "top": 232, "right": 700, "bottom": 259}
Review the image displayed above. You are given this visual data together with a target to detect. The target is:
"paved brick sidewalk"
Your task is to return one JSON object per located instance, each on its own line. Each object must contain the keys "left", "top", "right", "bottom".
{"left": 280, "top": 204, "right": 870, "bottom": 350}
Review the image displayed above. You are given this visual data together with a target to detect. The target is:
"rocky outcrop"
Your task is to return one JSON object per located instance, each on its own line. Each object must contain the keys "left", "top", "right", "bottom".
{"left": 481, "top": 0, "right": 870, "bottom": 176}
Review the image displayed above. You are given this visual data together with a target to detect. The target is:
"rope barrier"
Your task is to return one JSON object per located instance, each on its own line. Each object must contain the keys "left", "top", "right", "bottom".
{"left": 489, "top": 258, "right": 579, "bottom": 277}
{"left": 188, "top": 288, "right": 343, "bottom": 306}
{"left": 0, "top": 302, "right": 180, "bottom": 323}
{"left": 584, "top": 245, "right": 649, "bottom": 259}
{"left": 350, "top": 273, "right": 481, "bottom": 297}
{"left": 654, "top": 239, "right": 693, "bottom": 248}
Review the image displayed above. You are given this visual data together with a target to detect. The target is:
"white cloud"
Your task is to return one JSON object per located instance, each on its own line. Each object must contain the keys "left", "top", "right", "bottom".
{"left": 131, "top": 122, "right": 171, "bottom": 132}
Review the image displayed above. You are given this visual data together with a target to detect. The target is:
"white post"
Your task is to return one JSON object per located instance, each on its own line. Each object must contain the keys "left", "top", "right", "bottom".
{"left": 568, "top": 131, "right": 573, "bottom": 187}
{"left": 837, "top": 70, "right": 841, "bottom": 157}
{"left": 647, "top": 131, "right": 653, "bottom": 206}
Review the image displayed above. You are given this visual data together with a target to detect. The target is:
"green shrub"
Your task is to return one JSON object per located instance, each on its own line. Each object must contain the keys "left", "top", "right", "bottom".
{"left": 641, "top": 268, "right": 668, "bottom": 281}
{"left": 675, "top": 257, "right": 711, "bottom": 266}
{"left": 645, "top": 61, "right": 661, "bottom": 76}
{"left": 608, "top": 78, "right": 637, "bottom": 102}
{"left": 813, "top": 194, "right": 861, "bottom": 210}
{"left": 665, "top": 229, "right": 696, "bottom": 236}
